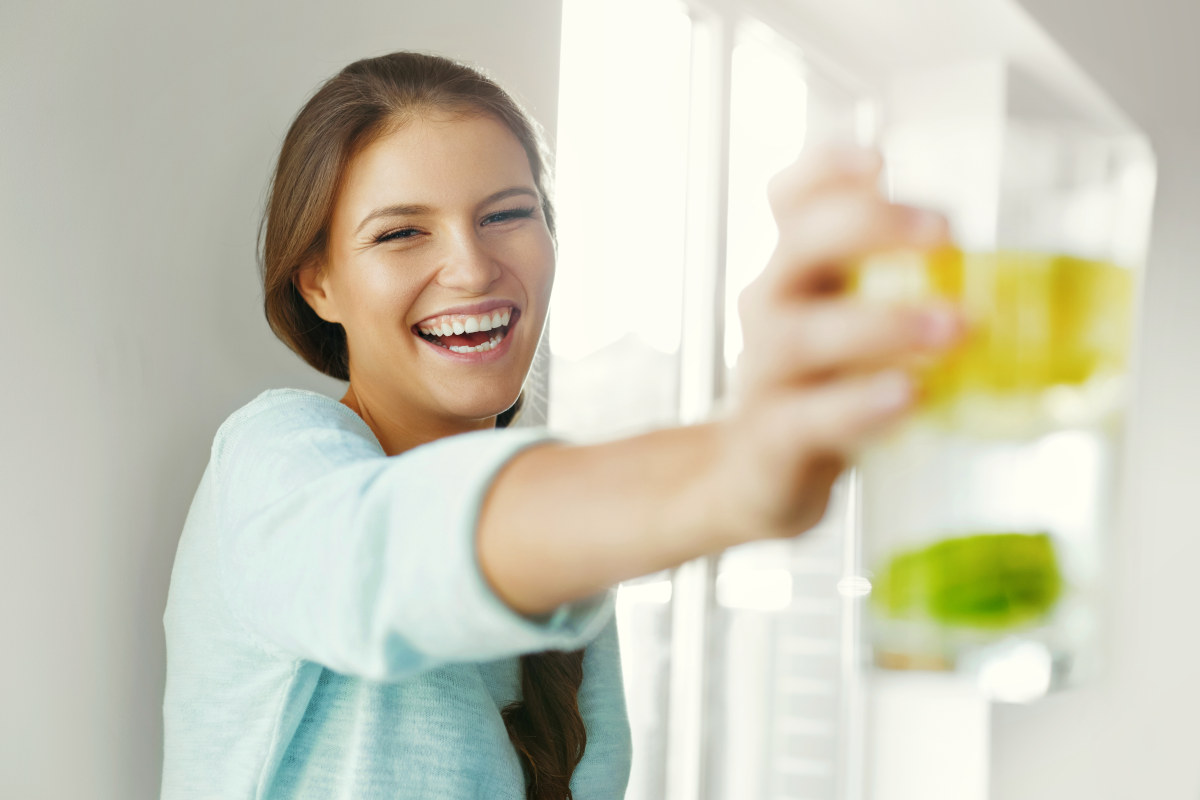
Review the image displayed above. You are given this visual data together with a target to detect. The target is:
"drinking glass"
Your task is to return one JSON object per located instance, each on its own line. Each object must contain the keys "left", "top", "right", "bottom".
{"left": 852, "top": 119, "right": 1153, "bottom": 700}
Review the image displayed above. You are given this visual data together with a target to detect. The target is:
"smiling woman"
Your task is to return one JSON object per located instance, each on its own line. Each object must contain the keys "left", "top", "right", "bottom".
{"left": 161, "top": 49, "right": 964, "bottom": 800}
{"left": 163, "top": 53, "right": 615, "bottom": 800}
{"left": 292, "top": 112, "right": 555, "bottom": 451}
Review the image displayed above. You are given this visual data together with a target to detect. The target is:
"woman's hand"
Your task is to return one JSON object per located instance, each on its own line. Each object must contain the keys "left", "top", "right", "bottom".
{"left": 706, "top": 144, "right": 965, "bottom": 543}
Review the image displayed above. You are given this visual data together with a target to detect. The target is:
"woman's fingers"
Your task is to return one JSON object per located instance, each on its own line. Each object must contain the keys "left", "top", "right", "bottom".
{"left": 765, "top": 143, "right": 883, "bottom": 220}
{"left": 761, "top": 191, "right": 951, "bottom": 299}
{"left": 715, "top": 143, "right": 970, "bottom": 542}
{"left": 738, "top": 298, "right": 965, "bottom": 390}
{"left": 736, "top": 145, "right": 962, "bottom": 394}
{"left": 758, "top": 143, "right": 950, "bottom": 301}
{"left": 767, "top": 369, "right": 914, "bottom": 455}
{"left": 722, "top": 368, "right": 916, "bottom": 535}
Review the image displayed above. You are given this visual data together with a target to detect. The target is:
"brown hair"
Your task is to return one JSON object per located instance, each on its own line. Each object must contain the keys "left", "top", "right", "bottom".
{"left": 258, "top": 51, "right": 586, "bottom": 798}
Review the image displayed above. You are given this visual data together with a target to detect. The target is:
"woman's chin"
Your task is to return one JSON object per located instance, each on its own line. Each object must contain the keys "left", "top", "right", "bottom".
{"left": 439, "top": 394, "right": 524, "bottom": 426}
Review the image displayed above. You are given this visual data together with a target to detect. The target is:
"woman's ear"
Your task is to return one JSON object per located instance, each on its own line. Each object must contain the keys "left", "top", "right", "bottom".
{"left": 294, "top": 260, "right": 341, "bottom": 323}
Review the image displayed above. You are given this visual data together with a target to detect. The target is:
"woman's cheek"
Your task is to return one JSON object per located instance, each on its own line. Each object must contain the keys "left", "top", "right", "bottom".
{"left": 524, "top": 233, "right": 557, "bottom": 294}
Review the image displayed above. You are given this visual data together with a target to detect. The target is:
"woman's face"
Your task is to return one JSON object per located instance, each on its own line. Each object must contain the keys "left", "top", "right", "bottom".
{"left": 299, "top": 112, "right": 555, "bottom": 434}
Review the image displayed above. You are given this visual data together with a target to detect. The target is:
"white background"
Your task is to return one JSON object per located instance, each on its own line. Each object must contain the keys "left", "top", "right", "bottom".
{"left": 0, "top": 0, "right": 1196, "bottom": 797}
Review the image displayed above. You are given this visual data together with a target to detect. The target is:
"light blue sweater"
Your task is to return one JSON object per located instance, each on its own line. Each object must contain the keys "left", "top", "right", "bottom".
{"left": 161, "top": 388, "right": 632, "bottom": 799}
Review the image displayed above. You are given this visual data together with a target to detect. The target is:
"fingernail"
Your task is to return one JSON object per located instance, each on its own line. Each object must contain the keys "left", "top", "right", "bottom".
{"left": 918, "top": 306, "right": 961, "bottom": 347}
{"left": 872, "top": 370, "right": 913, "bottom": 412}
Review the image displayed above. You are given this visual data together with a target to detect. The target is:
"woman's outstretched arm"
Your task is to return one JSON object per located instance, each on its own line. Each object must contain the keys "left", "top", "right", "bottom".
{"left": 477, "top": 144, "right": 965, "bottom": 617}
{"left": 477, "top": 421, "right": 728, "bottom": 616}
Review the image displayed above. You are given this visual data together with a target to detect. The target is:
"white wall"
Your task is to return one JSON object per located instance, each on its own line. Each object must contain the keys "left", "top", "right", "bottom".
{"left": 0, "top": 3, "right": 563, "bottom": 797}
{"left": 992, "top": 1, "right": 1200, "bottom": 797}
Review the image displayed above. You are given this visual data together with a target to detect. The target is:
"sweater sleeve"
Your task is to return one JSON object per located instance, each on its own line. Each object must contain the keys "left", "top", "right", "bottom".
{"left": 211, "top": 390, "right": 614, "bottom": 681}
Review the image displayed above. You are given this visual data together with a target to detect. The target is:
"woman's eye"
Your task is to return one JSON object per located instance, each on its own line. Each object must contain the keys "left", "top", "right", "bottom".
{"left": 374, "top": 228, "right": 422, "bottom": 244}
{"left": 482, "top": 206, "right": 537, "bottom": 225}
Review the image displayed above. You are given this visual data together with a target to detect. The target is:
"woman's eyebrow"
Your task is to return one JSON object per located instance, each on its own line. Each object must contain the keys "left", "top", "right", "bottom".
{"left": 354, "top": 186, "right": 540, "bottom": 235}
{"left": 481, "top": 186, "right": 540, "bottom": 206}
{"left": 355, "top": 203, "right": 430, "bottom": 235}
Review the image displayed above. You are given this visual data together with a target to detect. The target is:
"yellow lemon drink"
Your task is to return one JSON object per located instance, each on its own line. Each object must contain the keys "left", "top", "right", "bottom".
{"left": 855, "top": 247, "right": 1135, "bottom": 432}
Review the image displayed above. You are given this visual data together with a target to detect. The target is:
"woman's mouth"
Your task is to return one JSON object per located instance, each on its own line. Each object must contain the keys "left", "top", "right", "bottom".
{"left": 413, "top": 307, "right": 519, "bottom": 354}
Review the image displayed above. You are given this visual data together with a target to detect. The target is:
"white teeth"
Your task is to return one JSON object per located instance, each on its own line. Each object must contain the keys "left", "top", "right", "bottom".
{"left": 418, "top": 306, "right": 515, "bottom": 337}
{"left": 447, "top": 330, "right": 505, "bottom": 353}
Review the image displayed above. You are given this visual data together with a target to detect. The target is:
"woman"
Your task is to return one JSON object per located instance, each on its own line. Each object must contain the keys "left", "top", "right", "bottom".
{"left": 161, "top": 51, "right": 961, "bottom": 799}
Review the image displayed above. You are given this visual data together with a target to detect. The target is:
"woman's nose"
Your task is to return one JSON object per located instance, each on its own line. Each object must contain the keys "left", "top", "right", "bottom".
{"left": 435, "top": 232, "right": 503, "bottom": 293}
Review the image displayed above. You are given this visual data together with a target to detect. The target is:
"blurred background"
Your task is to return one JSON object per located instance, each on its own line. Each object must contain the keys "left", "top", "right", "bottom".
{"left": 0, "top": 0, "right": 1195, "bottom": 798}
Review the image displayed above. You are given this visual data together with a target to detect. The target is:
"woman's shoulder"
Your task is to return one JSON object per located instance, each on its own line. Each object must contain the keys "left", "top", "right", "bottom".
{"left": 211, "top": 387, "right": 381, "bottom": 469}
{"left": 222, "top": 386, "right": 347, "bottom": 425}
